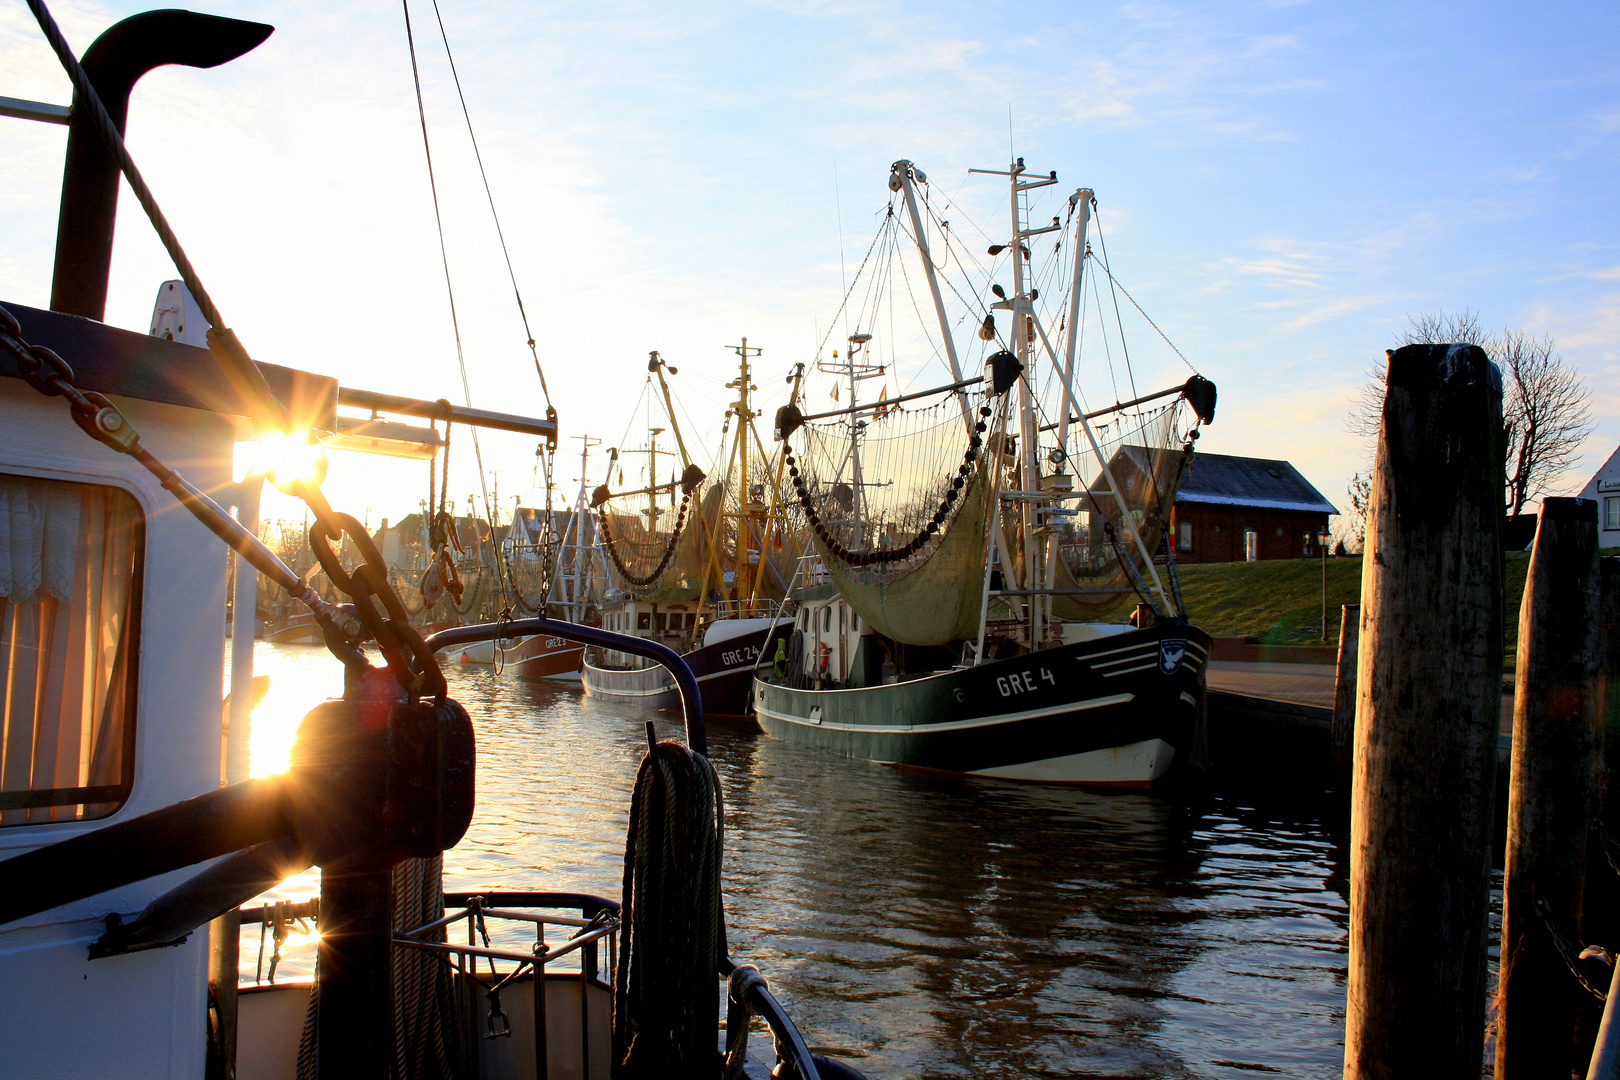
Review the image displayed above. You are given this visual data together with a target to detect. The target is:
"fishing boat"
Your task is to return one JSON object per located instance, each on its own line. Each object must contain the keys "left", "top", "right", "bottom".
{"left": 752, "top": 158, "right": 1218, "bottom": 787}
{"left": 0, "top": 6, "right": 867, "bottom": 1077}
{"left": 581, "top": 347, "right": 795, "bottom": 718}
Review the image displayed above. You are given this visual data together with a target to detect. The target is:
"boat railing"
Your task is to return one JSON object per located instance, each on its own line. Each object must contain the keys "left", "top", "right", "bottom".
{"left": 426, "top": 617, "right": 706, "bottom": 754}
{"left": 235, "top": 893, "right": 833, "bottom": 1078}
{"left": 706, "top": 598, "right": 791, "bottom": 621}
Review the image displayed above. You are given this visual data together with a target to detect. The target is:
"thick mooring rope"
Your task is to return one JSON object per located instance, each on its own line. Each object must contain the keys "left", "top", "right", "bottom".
{"left": 612, "top": 741, "right": 725, "bottom": 1079}
{"left": 293, "top": 856, "right": 460, "bottom": 1080}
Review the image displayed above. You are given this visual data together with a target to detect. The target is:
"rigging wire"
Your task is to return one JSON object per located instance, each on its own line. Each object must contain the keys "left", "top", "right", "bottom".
{"left": 423, "top": 0, "right": 562, "bottom": 602}
{"left": 424, "top": 0, "right": 553, "bottom": 411}
{"left": 402, "top": 0, "right": 509, "bottom": 607}
{"left": 1090, "top": 203, "right": 1141, "bottom": 406}
{"left": 1090, "top": 258, "right": 1201, "bottom": 375}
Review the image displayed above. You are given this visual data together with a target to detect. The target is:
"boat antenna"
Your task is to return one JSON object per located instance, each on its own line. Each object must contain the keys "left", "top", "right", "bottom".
{"left": 401, "top": 0, "right": 512, "bottom": 609}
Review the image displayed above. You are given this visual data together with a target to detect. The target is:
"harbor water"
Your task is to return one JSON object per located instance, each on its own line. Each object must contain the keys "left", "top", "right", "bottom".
{"left": 237, "top": 641, "right": 1357, "bottom": 1078}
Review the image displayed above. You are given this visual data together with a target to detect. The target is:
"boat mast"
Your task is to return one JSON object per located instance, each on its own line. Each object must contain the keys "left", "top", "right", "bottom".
{"left": 645, "top": 427, "right": 664, "bottom": 525}
{"left": 891, "top": 160, "right": 972, "bottom": 430}
{"left": 846, "top": 334, "right": 869, "bottom": 531}
{"left": 648, "top": 352, "right": 691, "bottom": 467}
{"left": 726, "top": 338, "right": 763, "bottom": 604}
{"left": 564, "top": 434, "right": 598, "bottom": 618}
{"left": 814, "top": 333, "right": 883, "bottom": 543}
{"left": 1004, "top": 158, "right": 1061, "bottom": 646}
{"left": 1045, "top": 190, "right": 1092, "bottom": 607}
{"left": 745, "top": 361, "right": 807, "bottom": 607}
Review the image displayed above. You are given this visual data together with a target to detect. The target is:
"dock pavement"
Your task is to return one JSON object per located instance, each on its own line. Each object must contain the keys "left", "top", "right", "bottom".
{"left": 1206, "top": 661, "right": 1515, "bottom": 736}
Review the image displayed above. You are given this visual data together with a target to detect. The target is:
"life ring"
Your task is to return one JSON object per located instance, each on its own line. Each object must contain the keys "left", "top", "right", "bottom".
{"left": 816, "top": 641, "right": 831, "bottom": 672}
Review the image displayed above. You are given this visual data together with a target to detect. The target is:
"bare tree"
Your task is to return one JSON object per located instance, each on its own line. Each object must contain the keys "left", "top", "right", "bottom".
{"left": 1337, "top": 471, "right": 1372, "bottom": 553}
{"left": 1494, "top": 330, "right": 1593, "bottom": 515}
{"left": 1348, "top": 310, "right": 1593, "bottom": 516}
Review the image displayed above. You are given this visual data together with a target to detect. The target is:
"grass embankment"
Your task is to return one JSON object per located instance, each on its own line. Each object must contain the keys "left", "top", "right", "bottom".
{"left": 1174, "top": 552, "right": 1532, "bottom": 655}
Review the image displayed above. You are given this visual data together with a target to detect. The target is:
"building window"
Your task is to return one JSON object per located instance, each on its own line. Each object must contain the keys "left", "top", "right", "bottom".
{"left": 1607, "top": 496, "right": 1619, "bottom": 531}
{"left": 1243, "top": 527, "right": 1258, "bottom": 562}
{"left": 1178, "top": 521, "right": 1193, "bottom": 552}
{"left": 1, "top": 474, "right": 143, "bottom": 826}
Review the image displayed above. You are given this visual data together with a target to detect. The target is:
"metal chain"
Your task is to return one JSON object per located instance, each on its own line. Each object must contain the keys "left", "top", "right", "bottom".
{"left": 598, "top": 491, "right": 695, "bottom": 588}
{"left": 1, "top": 304, "right": 373, "bottom": 663}
{"left": 1535, "top": 896, "right": 1609, "bottom": 1001}
{"left": 785, "top": 407, "right": 990, "bottom": 567}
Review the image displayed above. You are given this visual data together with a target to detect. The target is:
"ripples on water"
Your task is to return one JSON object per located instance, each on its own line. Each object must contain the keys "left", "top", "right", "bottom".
{"left": 232, "top": 642, "right": 1351, "bottom": 1077}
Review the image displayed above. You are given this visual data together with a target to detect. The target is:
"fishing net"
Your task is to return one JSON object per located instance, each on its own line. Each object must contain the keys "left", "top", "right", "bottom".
{"left": 593, "top": 466, "right": 717, "bottom": 601}
{"left": 1044, "top": 400, "right": 1194, "bottom": 620}
{"left": 780, "top": 386, "right": 1001, "bottom": 646}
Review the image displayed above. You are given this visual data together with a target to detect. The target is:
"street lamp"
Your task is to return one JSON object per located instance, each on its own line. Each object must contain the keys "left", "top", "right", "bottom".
{"left": 1318, "top": 528, "right": 1333, "bottom": 643}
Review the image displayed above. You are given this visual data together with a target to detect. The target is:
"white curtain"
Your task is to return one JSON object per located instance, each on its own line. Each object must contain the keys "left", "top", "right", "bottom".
{"left": 0, "top": 475, "right": 140, "bottom": 825}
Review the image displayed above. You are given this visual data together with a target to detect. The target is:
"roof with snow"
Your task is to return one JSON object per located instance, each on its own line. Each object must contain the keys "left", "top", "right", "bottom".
{"left": 1177, "top": 452, "right": 1339, "bottom": 515}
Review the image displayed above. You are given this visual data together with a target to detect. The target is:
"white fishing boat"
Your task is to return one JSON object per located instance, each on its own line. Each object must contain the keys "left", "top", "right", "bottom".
{"left": 0, "top": 5, "right": 867, "bottom": 1078}
{"left": 752, "top": 158, "right": 1218, "bottom": 787}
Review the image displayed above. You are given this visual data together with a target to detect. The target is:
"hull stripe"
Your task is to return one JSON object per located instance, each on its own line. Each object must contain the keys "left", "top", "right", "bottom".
{"left": 1101, "top": 662, "right": 1158, "bottom": 678}
{"left": 754, "top": 692, "right": 1134, "bottom": 735}
{"left": 1091, "top": 651, "right": 1156, "bottom": 669}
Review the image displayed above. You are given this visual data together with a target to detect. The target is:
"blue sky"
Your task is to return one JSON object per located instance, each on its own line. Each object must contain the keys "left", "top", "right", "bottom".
{"left": 2, "top": 0, "right": 1616, "bottom": 528}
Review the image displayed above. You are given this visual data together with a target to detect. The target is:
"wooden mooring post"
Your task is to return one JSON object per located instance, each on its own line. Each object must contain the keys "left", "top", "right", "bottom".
{"left": 1497, "top": 497, "right": 1602, "bottom": 1078}
{"left": 1331, "top": 603, "right": 1359, "bottom": 793}
{"left": 1345, "top": 344, "right": 1503, "bottom": 1078}
{"left": 1585, "top": 556, "right": 1620, "bottom": 1077}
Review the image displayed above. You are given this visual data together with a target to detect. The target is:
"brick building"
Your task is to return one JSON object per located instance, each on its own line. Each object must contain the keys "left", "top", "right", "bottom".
{"left": 1171, "top": 452, "right": 1338, "bottom": 563}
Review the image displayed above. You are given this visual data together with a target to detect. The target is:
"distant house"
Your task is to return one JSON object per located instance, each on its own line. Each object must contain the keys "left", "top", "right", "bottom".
{"left": 1578, "top": 443, "right": 1620, "bottom": 549}
{"left": 1171, "top": 452, "right": 1339, "bottom": 563}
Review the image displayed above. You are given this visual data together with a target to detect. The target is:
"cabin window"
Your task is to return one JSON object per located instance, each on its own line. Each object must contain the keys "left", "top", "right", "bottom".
{"left": 637, "top": 611, "right": 650, "bottom": 631}
{"left": 1, "top": 474, "right": 142, "bottom": 826}
{"left": 1178, "top": 521, "right": 1193, "bottom": 552}
{"left": 653, "top": 612, "right": 667, "bottom": 633}
{"left": 821, "top": 608, "right": 831, "bottom": 633}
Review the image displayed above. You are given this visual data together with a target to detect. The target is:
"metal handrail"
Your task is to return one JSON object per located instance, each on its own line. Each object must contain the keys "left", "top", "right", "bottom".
{"left": 424, "top": 617, "right": 705, "bottom": 755}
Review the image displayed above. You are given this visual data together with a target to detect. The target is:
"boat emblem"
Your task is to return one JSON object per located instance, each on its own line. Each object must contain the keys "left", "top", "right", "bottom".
{"left": 1159, "top": 639, "right": 1188, "bottom": 674}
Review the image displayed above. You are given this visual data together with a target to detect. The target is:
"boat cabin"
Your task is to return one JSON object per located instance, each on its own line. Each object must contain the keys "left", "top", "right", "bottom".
{"left": 783, "top": 591, "right": 885, "bottom": 688}
{"left": 0, "top": 303, "right": 332, "bottom": 1077}
{"left": 596, "top": 596, "right": 704, "bottom": 664}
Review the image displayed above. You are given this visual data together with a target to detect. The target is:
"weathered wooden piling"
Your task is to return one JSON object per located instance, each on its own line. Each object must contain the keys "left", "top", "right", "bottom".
{"left": 1497, "top": 497, "right": 1602, "bottom": 1079}
{"left": 1344, "top": 344, "right": 1503, "bottom": 1079}
{"left": 1580, "top": 556, "right": 1620, "bottom": 1066}
{"left": 1331, "top": 604, "right": 1359, "bottom": 792}
{"left": 1589, "top": 557, "right": 1620, "bottom": 926}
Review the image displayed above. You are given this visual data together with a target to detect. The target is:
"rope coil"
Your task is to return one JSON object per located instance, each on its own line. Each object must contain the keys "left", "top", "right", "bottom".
{"left": 612, "top": 740, "right": 725, "bottom": 1078}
